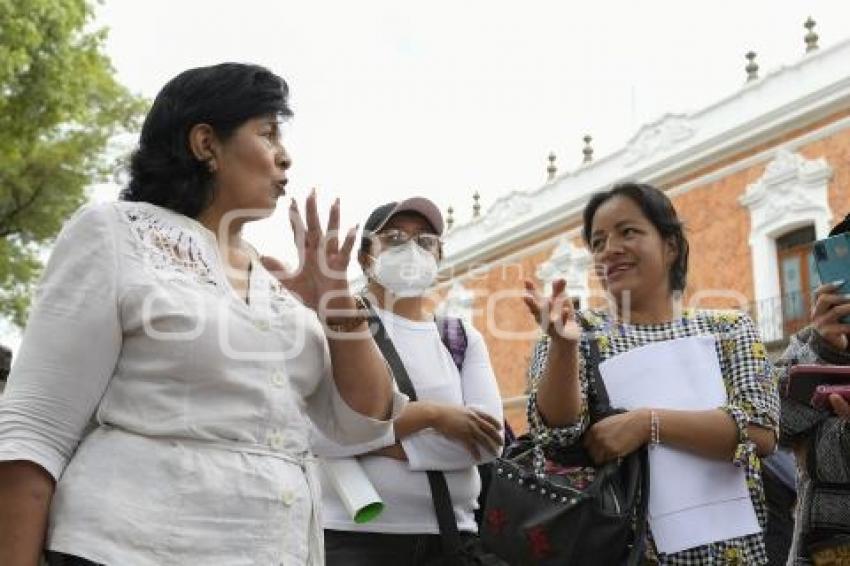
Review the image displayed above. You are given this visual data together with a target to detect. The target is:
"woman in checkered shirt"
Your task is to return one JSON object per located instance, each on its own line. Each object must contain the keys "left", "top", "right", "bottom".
{"left": 524, "top": 182, "right": 780, "bottom": 564}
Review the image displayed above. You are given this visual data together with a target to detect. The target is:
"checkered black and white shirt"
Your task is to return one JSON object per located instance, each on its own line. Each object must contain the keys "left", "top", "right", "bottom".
{"left": 527, "top": 309, "right": 780, "bottom": 565}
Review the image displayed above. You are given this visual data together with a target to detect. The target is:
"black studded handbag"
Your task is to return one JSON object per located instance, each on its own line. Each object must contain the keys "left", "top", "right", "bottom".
{"left": 480, "top": 335, "right": 650, "bottom": 565}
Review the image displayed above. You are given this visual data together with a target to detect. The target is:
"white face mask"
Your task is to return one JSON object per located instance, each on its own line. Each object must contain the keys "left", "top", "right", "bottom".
{"left": 369, "top": 241, "right": 439, "bottom": 297}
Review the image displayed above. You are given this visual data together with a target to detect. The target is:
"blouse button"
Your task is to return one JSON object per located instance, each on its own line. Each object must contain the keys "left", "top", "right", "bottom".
{"left": 270, "top": 370, "right": 286, "bottom": 387}
{"left": 268, "top": 430, "right": 284, "bottom": 450}
{"left": 281, "top": 489, "right": 296, "bottom": 507}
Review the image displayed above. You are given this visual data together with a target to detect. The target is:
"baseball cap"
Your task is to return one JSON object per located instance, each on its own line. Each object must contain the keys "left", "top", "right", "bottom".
{"left": 359, "top": 197, "right": 444, "bottom": 255}
{"left": 362, "top": 197, "right": 445, "bottom": 236}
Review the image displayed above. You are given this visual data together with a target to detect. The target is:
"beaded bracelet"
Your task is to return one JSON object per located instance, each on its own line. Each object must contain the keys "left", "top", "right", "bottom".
{"left": 323, "top": 295, "right": 369, "bottom": 333}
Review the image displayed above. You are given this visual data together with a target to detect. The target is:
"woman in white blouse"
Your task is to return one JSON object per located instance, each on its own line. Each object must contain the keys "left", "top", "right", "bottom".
{"left": 0, "top": 63, "right": 403, "bottom": 566}
{"left": 314, "top": 199, "right": 505, "bottom": 565}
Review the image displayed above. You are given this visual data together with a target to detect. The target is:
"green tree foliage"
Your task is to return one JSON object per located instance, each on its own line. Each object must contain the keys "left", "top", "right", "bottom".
{"left": 0, "top": 0, "right": 145, "bottom": 326}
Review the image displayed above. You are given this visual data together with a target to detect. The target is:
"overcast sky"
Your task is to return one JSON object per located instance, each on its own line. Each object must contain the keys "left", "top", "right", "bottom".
{"left": 93, "top": 0, "right": 850, "bottom": 252}
{"left": 3, "top": 0, "right": 850, "bottom": 351}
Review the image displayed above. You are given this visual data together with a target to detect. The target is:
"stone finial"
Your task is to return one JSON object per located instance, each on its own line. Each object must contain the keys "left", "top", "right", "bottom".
{"left": 446, "top": 206, "right": 454, "bottom": 231}
{"left": 804, "top": 17, "right": 819, "bottom": 53}
{"left": 745, "top": 51, "right": 759, "bottom": 82}
{"left": 547, "top": 152, "right": 557, "bottom": 180}
{"left": 582, "top": 135, "right": 594, "bottom": 163}
{"left": 472, "top": 191, "right": 481, "bottom": 218}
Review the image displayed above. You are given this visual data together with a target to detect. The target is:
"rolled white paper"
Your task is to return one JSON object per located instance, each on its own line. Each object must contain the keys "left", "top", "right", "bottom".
{"left": 324, "top": 457, "right": 384, "bottom": 524}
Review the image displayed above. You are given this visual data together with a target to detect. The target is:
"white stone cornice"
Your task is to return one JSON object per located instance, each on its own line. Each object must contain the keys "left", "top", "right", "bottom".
{"left": 442, "top": 35, "right": 850, "bottom": 273}
{"left": 478, "top": 191, "right": 535, "bottom": 232}
{"left": 624, "top": 114, "right": 696, "bottom": 165}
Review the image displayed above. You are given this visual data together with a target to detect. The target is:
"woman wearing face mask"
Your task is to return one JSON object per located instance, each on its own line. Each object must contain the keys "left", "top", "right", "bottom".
{"left": 313, "top": 198, "right": 505, "bottom": 566}
{"left": 524, "top": 182, "right": 780, "bottom": 564}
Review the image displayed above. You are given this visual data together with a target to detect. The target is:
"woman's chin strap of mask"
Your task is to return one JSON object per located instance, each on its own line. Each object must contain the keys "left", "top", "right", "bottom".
{"left": 368, "top": 241, "right": 439, "bottom": 298}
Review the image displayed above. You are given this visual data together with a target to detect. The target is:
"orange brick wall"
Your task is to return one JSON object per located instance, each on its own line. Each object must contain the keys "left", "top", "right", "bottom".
{"left": 673, "top": 126, "right": 850, "bottom": 308}
{"left": 454, "top": 120, "right": 850, "bottom": 434}
{"left": 463, "top": 247, "right": 556, "bottom": 432}
{"left": 672, "top": 165, "right": 765, "bottom": 309}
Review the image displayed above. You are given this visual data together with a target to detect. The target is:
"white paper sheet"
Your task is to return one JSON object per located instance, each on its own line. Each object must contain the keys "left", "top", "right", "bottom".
{"left": 598, "top": 335, "right": 761, "bottom": 554}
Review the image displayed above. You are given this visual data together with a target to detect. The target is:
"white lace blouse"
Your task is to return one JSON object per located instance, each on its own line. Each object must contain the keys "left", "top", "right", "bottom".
{"left": 0, "top": 201, "right": 404, "bottom": 565}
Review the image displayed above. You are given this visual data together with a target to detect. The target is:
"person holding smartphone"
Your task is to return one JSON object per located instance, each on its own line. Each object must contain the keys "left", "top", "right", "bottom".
{"left": 776, "top": 214, "right": 850, "bottom": 565}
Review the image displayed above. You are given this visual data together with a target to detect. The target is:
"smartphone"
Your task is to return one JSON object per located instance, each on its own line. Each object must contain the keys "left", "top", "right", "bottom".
{"left": 786, "top": 364, "right": 850, "bottom": 406}
{"left": 813, "top": 233, "right": 850, "bottom": 323}
{"left": 811, "top": 384, "right": 850, "bottom": 410}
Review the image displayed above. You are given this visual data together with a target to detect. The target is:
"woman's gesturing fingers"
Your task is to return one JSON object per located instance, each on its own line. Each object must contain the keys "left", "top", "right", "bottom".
{"left": 277, "top": 191, "right": 358, "bottom": 310}
{"left": 523, "top": 278, "right": 580, "bottom": 342}
{"left": 288, "top": 199, "right": 307, "bottom": 264}
{"left": 522, "top": 279, "right": 544, "bottom": 322}
{"left": 325, "top": 197, "right": 341, "bottom": 254}
{"left": 304, "top": 188, "right": 322, "bottom": 251}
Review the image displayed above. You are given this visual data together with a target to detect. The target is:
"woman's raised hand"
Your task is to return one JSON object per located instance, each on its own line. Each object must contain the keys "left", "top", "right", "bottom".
{"left": 522, "top": 278, "right": 581, "bottom": 343}
{"left": 262, "top": 189, "right": 358, "bottom": 314}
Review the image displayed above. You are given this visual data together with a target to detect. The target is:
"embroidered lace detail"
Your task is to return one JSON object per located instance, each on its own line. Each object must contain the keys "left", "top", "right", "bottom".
{"left": 120, "top": 204, "right": 220, "bottom": 289}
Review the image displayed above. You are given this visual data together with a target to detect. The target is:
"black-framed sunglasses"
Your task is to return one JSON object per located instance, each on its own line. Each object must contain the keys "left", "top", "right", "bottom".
{"left": 377, "top": 229, "right": 442, "bottom": 252}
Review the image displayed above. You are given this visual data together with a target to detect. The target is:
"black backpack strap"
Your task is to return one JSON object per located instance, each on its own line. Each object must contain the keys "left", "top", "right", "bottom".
{"left": 366, "top": 303, "right": 466, "bottom": 565}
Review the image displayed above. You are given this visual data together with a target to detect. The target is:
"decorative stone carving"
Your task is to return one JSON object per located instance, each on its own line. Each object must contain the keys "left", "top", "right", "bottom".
{"left": 624, "top": 114, "right": 696, "bottom": 165}
{"left": 740, "top": 149, "right": 833, "bottom": 233}
{"left": 479, "top": 192, "right": 535, "bottom": 232}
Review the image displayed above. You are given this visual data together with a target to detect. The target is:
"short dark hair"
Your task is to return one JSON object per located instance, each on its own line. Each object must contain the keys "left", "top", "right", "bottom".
{"left": 121, "top": 63, "right": 292, "bottom": 218}
{"left": 582, "top": 181, "right": 689, "bottom": 292}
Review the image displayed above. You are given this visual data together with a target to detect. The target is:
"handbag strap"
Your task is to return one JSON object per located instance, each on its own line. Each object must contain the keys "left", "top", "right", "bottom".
{"left": 580, "top": 317, "right": 616, "bottom": 424}
{"left": 629, "top": 447, "right": 651, "bottom": 566}
{"left": 365, "top": 302, "right": 466, "bottom": 564}
{"left": 577, "top": 319, "right": 651, "bottom": 565}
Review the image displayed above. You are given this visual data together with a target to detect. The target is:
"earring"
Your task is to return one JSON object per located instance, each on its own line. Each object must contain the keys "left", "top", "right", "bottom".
{"left": 206, "top": 159, "right": 217, "bottom": 173}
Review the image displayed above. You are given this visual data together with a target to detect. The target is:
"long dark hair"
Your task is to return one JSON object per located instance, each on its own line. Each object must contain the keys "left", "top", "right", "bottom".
{"left": 582, "top": 182, "right": 689, "bottom": 292}
{"left": 121, "top": 63, "right": 292, "bottom": 218}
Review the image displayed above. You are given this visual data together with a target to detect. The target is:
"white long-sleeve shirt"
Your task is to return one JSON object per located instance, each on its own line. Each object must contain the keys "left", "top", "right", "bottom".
{"left": 313, "top": 307, "right": 504, "bottom": 534}
{"left": 0, "top": 201, "right": 404, "bottom": 565}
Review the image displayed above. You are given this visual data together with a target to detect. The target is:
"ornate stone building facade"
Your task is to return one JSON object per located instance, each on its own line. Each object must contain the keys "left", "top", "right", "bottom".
{"left": 437, "top": 37, "right": 850, "bottom": 431}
